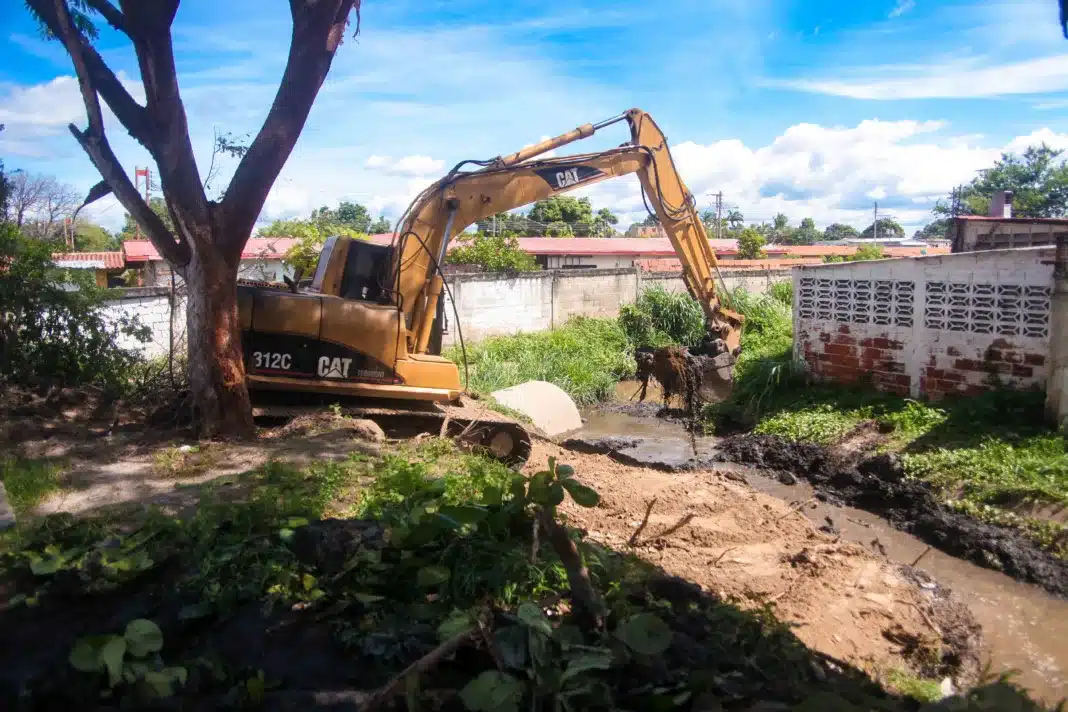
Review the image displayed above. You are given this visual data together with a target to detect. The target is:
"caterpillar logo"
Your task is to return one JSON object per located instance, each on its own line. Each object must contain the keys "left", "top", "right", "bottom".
{"left": 534, "top": 164, "right": 605, "bottom": 192}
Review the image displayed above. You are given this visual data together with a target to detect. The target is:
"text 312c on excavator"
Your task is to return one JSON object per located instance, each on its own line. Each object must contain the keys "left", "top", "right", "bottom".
{"left": 237, "top": 108, "right": 744, "bottom": 466}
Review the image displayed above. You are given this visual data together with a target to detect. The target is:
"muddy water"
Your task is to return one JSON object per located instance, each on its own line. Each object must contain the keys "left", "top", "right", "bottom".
{"left": 574, "top": 408, "right": 1068, "bottom": 702}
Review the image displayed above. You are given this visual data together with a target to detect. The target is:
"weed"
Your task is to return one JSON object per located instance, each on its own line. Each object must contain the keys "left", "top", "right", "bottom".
{"left": 0, "top": 456, "right": 63, "bottom": 514}
{"left": 754, "top": 403, "right": 864, "bottom": 444}
{"left": 883, "top": 669, "right": 944, "bottom": 703}
{"left": 445, "top": 316, "right": 634, "bottom": 404}
{"left": 618, "top": 285, "right": 705, "bottom": 348}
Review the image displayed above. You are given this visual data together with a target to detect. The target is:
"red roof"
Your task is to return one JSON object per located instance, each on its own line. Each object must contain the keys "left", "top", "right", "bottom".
{"left": 955, "top": 216, "right": 1068, "bottom": 224}
{"left": 637, "top": 257, "right": 825, "bottom": 272}
{"left": 52, "top": 251, "right": 125, "bottom": 270}
{"left": 123, "top": 237, "right": 299, "bottom": 263}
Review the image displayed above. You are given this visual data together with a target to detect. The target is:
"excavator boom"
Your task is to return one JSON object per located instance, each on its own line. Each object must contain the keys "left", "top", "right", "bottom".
{"left": 390, "top": 109, "right": 743, "bottom": 357}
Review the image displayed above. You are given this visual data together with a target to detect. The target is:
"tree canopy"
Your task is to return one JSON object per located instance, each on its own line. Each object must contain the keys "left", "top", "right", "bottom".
{"left": 860, "top": 218, "right": 904, "bottom": 241}
{"left": 119, "top": 197, "right": 175, "bottom": 240}
{"left": 913, "top": 219, "right": 950, "bottom": 242}
{"left": 935, "top": 144, "right": 1068, "bottom": 219}
{"left": 446, "top": 233, "right": 537, "bottom": 272}
{"left": 474, "top": 198, "right": 619, "bottom": 237}
{"left": 736, "top": 227, "right": 767, "bottom": 259}
{"left": 822, "top": 223, "right": 858, "bottom": 242}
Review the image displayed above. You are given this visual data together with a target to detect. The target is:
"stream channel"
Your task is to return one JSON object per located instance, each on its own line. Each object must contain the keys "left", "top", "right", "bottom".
{"left": 570, "top": 386, "right": 1068, "bottom": 703}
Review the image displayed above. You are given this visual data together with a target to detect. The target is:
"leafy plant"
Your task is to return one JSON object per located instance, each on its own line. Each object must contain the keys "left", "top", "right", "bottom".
{"left": 618, "top": 285, "right": 705, "bottom": 349}
{"left": 446, "top": 233, "right": 538, "bottom": 272}
{"left": 0, "top": 224, "right": 149, "bottom": 392}
{"left": 69, "top": 619, "right": 187, "bottom": 698}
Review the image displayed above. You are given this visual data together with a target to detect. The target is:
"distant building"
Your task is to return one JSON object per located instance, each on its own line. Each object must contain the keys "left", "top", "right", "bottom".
{"left": 123, "top": 237, "right": 297, "bottom": 286}
{"left": 948, "top": 189, "right": 1068, "bottom": 252}
{"left": 51, "top": 251, "right": 126, "bottom": 287}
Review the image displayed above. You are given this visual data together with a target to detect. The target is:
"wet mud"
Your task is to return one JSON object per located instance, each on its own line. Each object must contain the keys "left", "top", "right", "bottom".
{"left": 719, "top": 434, "right": 1068, "bottom": 598}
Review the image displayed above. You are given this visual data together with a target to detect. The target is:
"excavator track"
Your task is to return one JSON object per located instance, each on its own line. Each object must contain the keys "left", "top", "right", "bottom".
{"left": 251, "top": 393, "right": 533, "bottom": 469}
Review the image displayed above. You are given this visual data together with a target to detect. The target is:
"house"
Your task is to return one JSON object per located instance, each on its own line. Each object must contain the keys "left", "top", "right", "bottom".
{"left": 123, "top": 237, "right": 298, "bottom": 286}
{"left": 948, "top": 188, "right": 1068, "bottom": 252}
{"left": 51, "top": 251, "right": 126, "bottom": 287}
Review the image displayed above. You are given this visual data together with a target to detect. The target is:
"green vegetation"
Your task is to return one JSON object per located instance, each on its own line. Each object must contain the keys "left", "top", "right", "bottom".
{"left": 1, "top": 439, "right": 1052, "bottom": 709}
{"left": 0, "top": 456, "right": 63, "bottom": 514}
{"left": 446, "top": 233, "right": 538, "bottom": 272}
{"left": 446, "top": 316, "right": 634, "bottom": 405}
{"left": 824, "top": 243, "right": 886, "bottom": 263}
{"left": 736, "top": 226, "right": 767, "bottom": 259}
{"left": 618, "top": 285, "right": 705, "bottom": 348}
{"left": 0, "top": 224, "right": 149, "bottom": 393}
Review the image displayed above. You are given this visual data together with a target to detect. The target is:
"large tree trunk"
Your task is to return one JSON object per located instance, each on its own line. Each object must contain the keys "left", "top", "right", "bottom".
{"left": 184, "top": 244, "right": 254, "bottom": 438}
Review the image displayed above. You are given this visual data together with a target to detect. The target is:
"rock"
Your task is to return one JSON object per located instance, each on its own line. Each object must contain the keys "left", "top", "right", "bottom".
{"left": 0, "top": 482, "right": 14, "bottom": 530}
{"left": 348, "top": 418, "right": 386, "bottom": 443}
{"left": 491, "top": 381, "right": 582, "bottom": 436}
{"left": 777, "top": 471, "right": 798, "bottom": 485}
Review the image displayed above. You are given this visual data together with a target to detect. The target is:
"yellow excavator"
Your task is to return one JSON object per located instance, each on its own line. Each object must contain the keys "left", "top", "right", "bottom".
{"left": 238, "top": 108, "right": 743, "bottom": 465}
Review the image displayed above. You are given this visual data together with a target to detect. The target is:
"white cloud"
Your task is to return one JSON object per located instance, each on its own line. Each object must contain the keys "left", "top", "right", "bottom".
{"left": 766, "top": 55, "right": 1068, "bottom": 100}
{"left": 889, "top": 0, "right": 916, "bottom": 18}
{"left": 1034, "top": 98, "right": 1068, "bottom": 110}
{"left": 577, "top": 120, "right": 1068, "bottom": 234}
{"left": 364, "top": 155, "right": 391, "bottom": 168}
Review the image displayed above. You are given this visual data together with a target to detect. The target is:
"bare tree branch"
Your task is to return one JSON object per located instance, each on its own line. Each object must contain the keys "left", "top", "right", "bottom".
{"left": 69, "top": 125, "right": 189, "bottom": 268}
{"left": 84, "top": 0, "right": 126, "bottom": 34}
{"left": 119, "top": 1, "right": 209, "bottom": 246}
{"left": 26, "top": 0, "right": 152, "bottom": 147}
{"left": 52, "top": 0, "right": 104, "bottom": 134}
{"left": 220, "top": 0, "right": 359, "bottom": 257}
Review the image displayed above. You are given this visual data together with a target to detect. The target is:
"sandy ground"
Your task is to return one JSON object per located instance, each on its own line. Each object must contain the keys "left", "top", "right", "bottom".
{"left": 527, "top": 439, "right": 977, "bottom": 684}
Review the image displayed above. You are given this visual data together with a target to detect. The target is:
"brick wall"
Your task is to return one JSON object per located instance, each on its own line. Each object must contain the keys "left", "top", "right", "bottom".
{"left": 795, "top": 247, "right": 1055, "bottom": 399}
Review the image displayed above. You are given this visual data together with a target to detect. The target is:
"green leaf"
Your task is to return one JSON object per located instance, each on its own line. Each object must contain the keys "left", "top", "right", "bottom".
{"left": 517, "top": 602, "right": 552, "bottom": 636}
{"left": 459, "top": 670, "right": 524, "bottom": 712}
{"left": 142, "top": 667, "right": 186, "bottom": 698}
{"left": 302, "top": 573, "right": 317, "bottom": 591}
{"left": 616, "top": 613, "right": 673, "bottom": 656}
{"left": 278, "top": 528, "right": 295, "bottom": 543}
{"left": 556, "top": 464, "right": 576, "bottom": 479}
{"left": 561, "top": 649, "right": 614, "bottom": 682}
{"left": 481, "top": 486, "right": 503, "bottom": 507}
{"left": 70, "top": 636, "right": 106, "bottom": 672}
{"left": 124, "top": 619, "right": 163, "bottom": 657}
{"left": 100, "top": 636, "right": 127, "bottom": 687}
{"left": 30, "top": 552, "right": 63, "bottom": 575}
{"left": 286, "top": 517, "right": 310, "bottom": 528}
{"left": 416, "top": 564, "right": 451, "bottom": 588}
{"left": 437, "top": 610, "right": 475, "bottom": 641}
{"left": 509, "top": 474, "right": 527, "bottom": 502}
{"left": 548, "top": 483, "right": 565, "bottom": 506}
{"left": 527, "top": 472, "right": 552, "bottom": 505}
{"left": 352, "top": 592, "right": 385, "bottom": 604}
{"left": 438, "top": 505, "right": 489, "bottom": 526}
{"left": 494, "top": 626, "right": 528, "bottom": 670}
{"left": 561, "top": 479, "right": 600, "bottom": 508}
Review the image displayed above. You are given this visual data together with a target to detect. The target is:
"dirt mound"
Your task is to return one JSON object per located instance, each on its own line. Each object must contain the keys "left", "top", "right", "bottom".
{"left": 719, "top": 434, "right": 1068, "bottom": 597}
{"left": 533, "top": 440, "right": 983, "bottom": 685}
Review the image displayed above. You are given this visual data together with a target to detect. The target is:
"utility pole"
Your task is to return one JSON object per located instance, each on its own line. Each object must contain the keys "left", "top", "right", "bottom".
{"left": 873, "top": 201, "right": 879, "bottom": 243}
{"left": 134, "top": 167, "right": 151, "bottom": 238}
{"left": 715, "top": 191, "right": 723, "bottom": 240}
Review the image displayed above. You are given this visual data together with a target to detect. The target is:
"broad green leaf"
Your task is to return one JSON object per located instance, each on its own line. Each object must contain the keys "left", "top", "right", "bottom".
{"left": 548, "top": 456, "right": 557, "bottom": 473}
{"left": 278, "top": 528, "right": 295, "bottom": 543}
{"left": 548, "top": 483, "right": 565, "bottom": 506}
{"left": 459, "top": 670, "right": 523, "bottom": 712}
{"left": 517, "top": 603, "right": 552, "bottom": 636}
{"left": 100, "top": 636, "right": 127, "bottom": 687}
{"left": 70, "top": 636, "right": 107, "bottom": 672}
{"left": 437, "top": 610, "right": 475, "bottom": 641}
{"left": 556, "top": 464, "right": 575, "bottom": 479}
{"left": 438, "top": 505, "right": 489, "bottom": 526}
{"left": 30, "top": 552, "right": 63, "bottom": 576}
{"left": 616, "top": 613, "right": 673, "bottom": 656}
{"left": 561, "top": 479, "right": 600, "bottom": 508}
{"left": 352, "top": 592, "right": 385, "bottom": 604}
{"left": 124, "top": 619, "right": 163, "bottom": 657}
{"left": 302, "top": 573, "right": 317, "bottom": 591}
{"left": 416, "top": 564, "right": 451, "bottom": 588}
{"left": 286, "top": 517, "right": 310, "bottom": 528}
{"left": 481, "top": 486, "right": 503, "bottom": 507}
{"left": 143, "top": 667, "right": 186, "bottom": 698}
{"left": 494, "top": 626, "right": 528, "bottom": 670}
{"left": 527, "top": 472, "right": 552, "bottom": 505}
{"left": 509, "top": 474, "right": 527, "bottom": 502}
{"left": 560, "top": 649, "right": 614, "bottom": 682}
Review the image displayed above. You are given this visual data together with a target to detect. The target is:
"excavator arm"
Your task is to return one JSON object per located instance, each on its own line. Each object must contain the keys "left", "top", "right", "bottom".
{"left": 390, "top": 108, "right": 743, "bottom": 357}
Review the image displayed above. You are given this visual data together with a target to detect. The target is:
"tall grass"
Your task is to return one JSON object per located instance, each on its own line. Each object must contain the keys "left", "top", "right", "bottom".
{"left": 445, "top": 316, "right": 635, "bottom": 405}
{"left": 618, "top": 284, "right": 705, "bottom": 348}
{"left": 707, "top": 282, "right": 803, "bottom": 429}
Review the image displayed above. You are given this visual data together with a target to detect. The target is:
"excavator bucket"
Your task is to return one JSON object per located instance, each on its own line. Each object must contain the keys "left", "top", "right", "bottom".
{"left": 719, "top": 307, "right": 745, "bottom": 355}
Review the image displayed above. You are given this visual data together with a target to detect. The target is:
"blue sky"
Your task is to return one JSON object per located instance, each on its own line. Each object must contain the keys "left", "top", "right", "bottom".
{"left": 2, "top": 0, "right": 1067, "bottom": 234}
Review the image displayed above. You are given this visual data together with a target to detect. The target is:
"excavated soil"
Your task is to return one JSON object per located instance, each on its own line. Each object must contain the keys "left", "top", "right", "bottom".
{"left": 527, "top": 440, "right": 984, "bottom": 686}
{"left": 719, "top": 434, "right": 1068, "bottom": 598}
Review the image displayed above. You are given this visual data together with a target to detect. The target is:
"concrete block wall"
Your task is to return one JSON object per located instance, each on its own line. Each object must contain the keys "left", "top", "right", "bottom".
{"left": 102, "top": 288, "right": 185, "bottom": 358}
{"left": 552, "top": 268, "right": 639, "bottom": 322}
{"left": 794, "top": 247, "right": 1055, "bottom": 399}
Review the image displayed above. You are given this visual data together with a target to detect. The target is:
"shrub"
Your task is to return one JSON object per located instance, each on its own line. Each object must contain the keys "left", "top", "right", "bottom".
{"left": 446, "top": 317, "right": 633, "bottom": 404}
{"left": 618, "top": 285, "right": 705, "bottom": 348}
{"left": 0, "top": 226, "right": 148, "bottom": 393}
{"left": 446, "top": 233, "right": 538, "bottom": 273}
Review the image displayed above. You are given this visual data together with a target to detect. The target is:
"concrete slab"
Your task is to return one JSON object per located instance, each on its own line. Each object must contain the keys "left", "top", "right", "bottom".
{"left": 491, "top": 381, "right": 582, "bottom": 437}
{"left": 0, "top": 482, "right": 15, "bottom": 530}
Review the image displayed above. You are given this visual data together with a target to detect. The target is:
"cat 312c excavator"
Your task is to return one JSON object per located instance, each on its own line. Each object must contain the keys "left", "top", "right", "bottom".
{"left": 237, "top": 108, "right": 743, "bottom": 466}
